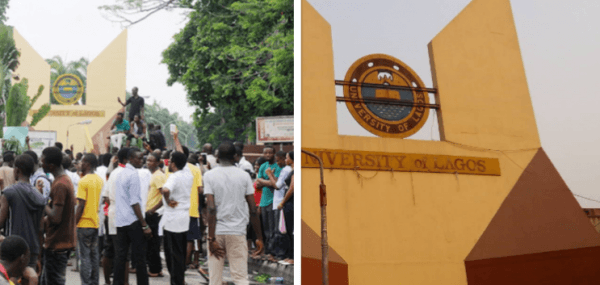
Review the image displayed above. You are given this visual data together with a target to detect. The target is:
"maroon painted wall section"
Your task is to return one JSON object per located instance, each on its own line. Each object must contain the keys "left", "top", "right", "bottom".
{"left": 465, "top": 147, "right": 600, "bottom": 284}
{"left": 302, "top": 257, "right": 349, "bottom": 285}
{"left": 465, "top": 246, "right": 600, "bottom": 284}
{"left": 466, "top": 148, "right": 600, "bottom": 261}
{"left": 302, "top": 220, "right": 349, "bottom": 284}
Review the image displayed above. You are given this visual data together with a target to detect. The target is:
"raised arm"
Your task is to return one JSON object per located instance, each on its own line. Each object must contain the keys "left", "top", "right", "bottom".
{"left": 117, "top": 97, "right": 128, "bottom": 107}
{"left": 173, "top": 130, "right": 183, "bottom": 153}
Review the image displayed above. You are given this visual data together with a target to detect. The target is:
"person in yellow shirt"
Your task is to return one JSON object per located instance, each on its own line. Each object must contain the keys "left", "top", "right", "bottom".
{"left": 75, "top": 154, "right": 104, "bottom": 285}
{"left": 144, "top": 153, "right": 166, "bottom": 277}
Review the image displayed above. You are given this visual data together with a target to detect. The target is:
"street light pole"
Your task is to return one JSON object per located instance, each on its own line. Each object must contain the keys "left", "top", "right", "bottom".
{"left": 301, "top": 149, "right": 328, "bottom": 285}
{"left": 66, "top": 119, "right": 92, "bottom": 150}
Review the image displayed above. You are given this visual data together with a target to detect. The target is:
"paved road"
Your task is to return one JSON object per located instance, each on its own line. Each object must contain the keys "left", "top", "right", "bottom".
{"left": 63, "top": 254, "right": 279, "bottom": 284}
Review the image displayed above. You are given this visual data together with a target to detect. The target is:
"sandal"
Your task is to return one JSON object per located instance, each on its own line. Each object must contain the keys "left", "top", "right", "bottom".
{"left": 148, "top": 272, "right": 164, "bottom": 278}
{"left": 197, "top": 268, "right": 209, "bottom": 281}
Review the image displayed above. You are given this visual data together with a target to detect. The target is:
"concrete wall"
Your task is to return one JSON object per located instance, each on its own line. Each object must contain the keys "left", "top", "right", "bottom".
{"left": 13, "top": 29, "right": 127, "bottom": 153}
{"left": 301, "top": 0, "right": 598, "bottom": 284}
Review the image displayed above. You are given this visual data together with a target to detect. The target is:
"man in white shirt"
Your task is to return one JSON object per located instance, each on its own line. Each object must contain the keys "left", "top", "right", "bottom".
{"left": 63, "top": 154, "right": 80, "bottom": 195}
{"left": 205, "top": 142, "right": 264, "bottom": 285}
{"left": 101, "top": 149, "right": 128, "bottom": 285}
{"left": 160, "top": 151, "right": 193, "bottom": 285}
{"left": 201, "top": 143, "right": 218, "bottom": 172}
{"left": 233, "top": 142, "right": 253, "bottom": 176}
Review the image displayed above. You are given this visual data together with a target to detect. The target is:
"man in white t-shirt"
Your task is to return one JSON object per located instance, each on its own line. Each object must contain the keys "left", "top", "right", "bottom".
{"left": 204, "top": 142, "right": 264, "bottom": 285}
{"left": 160, "top": 151, "right": 193, "bottom": 285}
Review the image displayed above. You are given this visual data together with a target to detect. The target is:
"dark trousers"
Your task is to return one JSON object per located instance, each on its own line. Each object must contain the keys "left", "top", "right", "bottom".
{"left": 41, "top": 249, "right": 70, "bottom": 285}
{"left": 78, "top": 228, "right": 99, "bottom": 285}
{"left": 283, "top": 201, "right": 294, "bottom": 259}
{"left": 146, "top": 212, "right": 162, "bottom": 274}
{"left": 164, "top": 230, "right": 187, "bottom": 285}
{"left": 260, "top": 204, "right": 275, "bottom": 254}
{"left": 114, "top": 221, "right": 148, "bottom": 285}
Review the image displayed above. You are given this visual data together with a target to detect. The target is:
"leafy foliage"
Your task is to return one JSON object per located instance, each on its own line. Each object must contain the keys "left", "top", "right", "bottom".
{"left": 46, "top": 56, "right": 89, "bottom": 105}
{"left": 5, "top": 78, "right": 50, "bottom": 127}
{"left": 143, "top": 100, "right": 198, "bottom": 150}
{"left": 0, "top": 0, "right": 9, "bottom": 23}
{"left": 3, "top": 137, "right": 24, "bottom": 155}
{"left": 162, "top": 0, "right": 293, "bottom": 146}
{"left": 6, "top": 78, "right": 29, "bottom": 126}
{"left": 98, "top": 0, "right": 193, "bottom": 27}
{"left": 0, "top": 23, "right": 19, "bottom": 136}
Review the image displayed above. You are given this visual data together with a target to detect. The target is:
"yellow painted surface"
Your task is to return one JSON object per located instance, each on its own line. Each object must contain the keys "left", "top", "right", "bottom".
{"left": 12, "top": 28, "right": 51, "bottom": 111}
{"left": 301, "top": 0, "right": 541, "bottom": 284}
{"left": 428, "top": 0, "right": 540, "bottom": 151}
{"left": 301, "top": 148, "right": 501, "bottom": 176}
{"left": 14, "top": 29, "right": 127, "bottom": 153}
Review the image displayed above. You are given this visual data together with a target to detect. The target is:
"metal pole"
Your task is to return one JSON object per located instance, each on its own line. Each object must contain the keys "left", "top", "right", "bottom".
{"left": 301, "top": 149, "right": 328, "bottom": 285}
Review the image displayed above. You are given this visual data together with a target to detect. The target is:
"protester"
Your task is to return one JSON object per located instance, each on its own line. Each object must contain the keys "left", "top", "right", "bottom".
{"left": 63, "top": 155, "right": 80, "bottom": 196}
{"left": 205, "top": 142, "right": 264, "bottom": 285}
{"left": 154, "top": 125, "right": 167, "bottom": 151}
{"left": 248, "top": 157, "right": 267, "bottom": 251}
{"left": 117, "top": 87, "right": 145, "bottom": 122}
{"left": 126, "top": 115, "right": 146, "bottom": 148}
{"left": 255, "top": 146, "right": 280, "bottom": 259}
{"left": 75, "top": 154, "right": 104, "bottom": 285}
{"left": 160, "top": 151, "right": 193, "bottom": 285}
{"left": 201, "top": 143, "right": 217, "bottom": 171}
{"left": 233, "top": 142, "right": 253, "bottom": 175}
{"left": 101, "top": 150, "right": 128, "bottom": 285}
{"left": 0, "top": 236, "right": 37, "bottom": 285}
{"left": 24, "top": 151, "right": 51, "bottom": 199}
{"left": 40, "top": 146, "right": 76, "bottom": 285}
{"left": 264, "top": 151, "right": 290, "bottom": 261}
{"left": 0, "top": 155, "right": 46, "bottom": 270}
{"left": 144, "top": 153, "right": 166, "bottom": 277}
{"left": 0, "top": 152, "right": 15, "bottom": 191}
{"left": 112, "top": 148, "right": 151, "bottom": 285}
{"left": 109, "top": 113, "right": 130, "bottom": 150}
{"left": 266, "top": 151, "right": 294, "bottom": 264}
{"left": 54, "top": 143, "right": 63, "bottom": 152}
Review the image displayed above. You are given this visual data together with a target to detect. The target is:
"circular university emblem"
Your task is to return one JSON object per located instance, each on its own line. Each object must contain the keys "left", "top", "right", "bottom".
{"left": 51, "top": 74, "right": 84, "bottom": 105}
{"left": 343, "top": 54, "right": 430, "bottom": 138}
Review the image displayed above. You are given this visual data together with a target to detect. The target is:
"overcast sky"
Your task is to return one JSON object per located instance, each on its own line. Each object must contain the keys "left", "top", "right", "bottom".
{"left": 6, "top": 0, "right": 195, "bottom": 122}
{"left": 308, "top": 0, "right": 600, "bottom": 207}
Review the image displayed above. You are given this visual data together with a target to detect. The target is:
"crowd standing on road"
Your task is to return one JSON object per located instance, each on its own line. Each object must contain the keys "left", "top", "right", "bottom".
{"left": 0, "top": 89, "right": 294, "bottom": 285}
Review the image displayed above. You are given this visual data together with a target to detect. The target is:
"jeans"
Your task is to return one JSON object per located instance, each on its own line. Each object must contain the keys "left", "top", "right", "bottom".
{"left": 40, "top": 249, "right": 70, "bottom": 285}
{"left": 114, "top": 221, "right": 148, "bottom": 285}
{"left": 260, "top": 205, "right": 275, "bottom": 254}
{"left": 78, "top": 228, "right": 99, "bottom": 285}
{"left": 146, "top": 212, "right": 162, "bottom": 274}
{"left": 164, "top": 230, "right": 187, "bottom": 285}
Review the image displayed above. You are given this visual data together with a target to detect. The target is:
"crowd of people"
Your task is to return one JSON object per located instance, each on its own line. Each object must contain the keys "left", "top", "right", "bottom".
{"left": 0, "top": 89, "right": 295, "bottom": 285}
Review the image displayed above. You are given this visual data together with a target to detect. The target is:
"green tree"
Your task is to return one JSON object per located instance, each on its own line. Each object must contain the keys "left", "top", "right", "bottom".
{"left": 0, "top": 23, "right": 19, "bottom": 136}
{"left": 144, "top": 101, "right": 198, "bottom": 150}
{"left": 162, "top": 0, "right": 293, "bottom": 145}
{"left": 46, "top": 56, "right": 89, "bottom": 105}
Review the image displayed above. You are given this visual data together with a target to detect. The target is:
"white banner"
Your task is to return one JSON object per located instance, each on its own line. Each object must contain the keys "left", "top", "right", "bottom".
{"left": 256, "top": 116, "right": 294, "bottom": 144}
{"left": 28, "top": 131, "right": 57, "bottom": 157}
